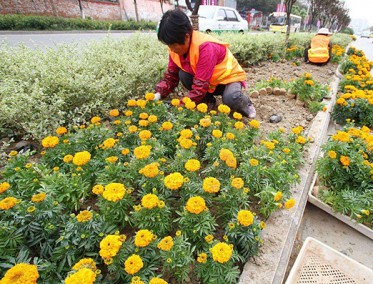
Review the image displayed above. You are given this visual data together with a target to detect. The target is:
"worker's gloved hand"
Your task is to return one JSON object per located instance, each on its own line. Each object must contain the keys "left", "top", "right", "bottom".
{"left": 154, "top": 92, "right": 161, "bottom": 101}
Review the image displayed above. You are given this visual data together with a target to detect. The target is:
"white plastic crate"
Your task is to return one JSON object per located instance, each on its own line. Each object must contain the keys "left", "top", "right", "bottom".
{"left": 286, "top": 237, "right": 373, "bottom": 284}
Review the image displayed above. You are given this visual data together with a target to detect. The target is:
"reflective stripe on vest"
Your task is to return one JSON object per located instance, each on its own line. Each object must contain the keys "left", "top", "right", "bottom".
{"left": 169, "top": 31, "right": 246, "bottom": 92}
{"left": 308, "top": 35, "right": 330, "bottom": 63}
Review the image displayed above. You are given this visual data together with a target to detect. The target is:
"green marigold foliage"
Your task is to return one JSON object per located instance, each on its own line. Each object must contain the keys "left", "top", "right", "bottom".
{"left": 0, "top": 96, "right": 307, "bottom": 283}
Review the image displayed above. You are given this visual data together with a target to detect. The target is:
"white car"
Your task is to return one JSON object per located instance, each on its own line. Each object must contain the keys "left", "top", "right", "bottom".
{"left": 187, "top": 5, "right": 248, "bottom": 33}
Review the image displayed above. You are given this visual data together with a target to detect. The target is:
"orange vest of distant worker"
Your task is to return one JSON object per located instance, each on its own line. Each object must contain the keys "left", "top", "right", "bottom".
{"left": 169, "top": 31, "right": 247, "bottom": 92}
{"left": 308, "top": 34, "right": 330, "bottom": 63}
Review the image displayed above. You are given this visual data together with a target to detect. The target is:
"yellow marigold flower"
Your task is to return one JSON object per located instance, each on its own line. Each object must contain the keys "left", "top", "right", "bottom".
{"left": 136, "top": 99, "right": 147, "bottom": 108}
{"left": 1, "top": 263, "right": 39, "bottom": 284}
{"left": 291, "top": 126, "right": 303, "bottom": 135}
{"left": 225, "top": 156, "right": 237, "bottom": 169}
{"left": 199, "top": 117, "right": 212, "bottom": 127}
{"left": 249, "top": 158, "right": 259, "bottom": 166}
{"left": 304, "top": 73, "right": 312, "bottom": 79}
{"left": 158, "top": 200, "right": 165, "bottom": 208}
{"left": 171, "top": 98, "right": 180, "bottom": 106}
{"left": 127, "top": 99, "right": 137, "bottom": 107}
{"left": 237, "top": 210, "right": 254, "bottom": 226}
{"left": 175, "top": 230, "right": 181, "bottom": 237}
{"left": 226, "top": 132, "right": 235, "bottom": 140}
{"left": 101, "top": 138, "right": 116, "bottom": 149}
{"left": 328, "top": 150, "right": 337, "bottom": 159}
{"left": 218, "top": 104, "right": 231, "bottom": 114}
{"left": 203, "top": 177, "right": 221, "bottom": 193}
{"left": 340, "top": 155, "right": 350, "bottom": 166}
{"left": 332, "top": 131, "right": 351, "bottom": 142}
{"left": 25, "top": 163, "right": 32, "bottom": 169}
{"left": 121, "top": 148, "right": 130, "bottom": 156}
{"left": 179, "top": 138, "right": 193, "bottom": 149}
{"left": 103, "top": 183, "right": 126, "bottom": 202}
{"left": 296, "top": 136, "right": 307, "bottom": 144}
{"left": 56, "top": 126, "right": 68, "bottom": 135}
{"left": 65, "top": 268, "right": 96, "bottom": 284}
{"left": 105, "top": 156, "right": 118, "bottom": 163}
{"left": 124, "top": 110, "right": 133, "bottom": 117}
{"left": 305, "top": 79, "right": 314, "bottom": 86}
{"left": 197, "top": 252, "right": 208, "bottom": 263}
{"left": 204, "top": 234, "right": 214, "bottom": 243}
{"left": 157, "top": 236, "right": 174, "bottom": 251}
{"left": 197, "top": 103, "right": 208, "bottom": 113}
{"left": 161, "top": 121, "right": 173, "bottom": 131}
{"left": 284, "top": 198, "right": 296, "bottom": 209}
{"left": 134, "top": 145, "right": 151, "bottom": 160}
{"left": 80, "top": 124, "right": 86, "bottom": 129}
{"left": 113, "top": 120, "right": 121, "bottom": 126}
{"left": 128, "top": 125, "right": 138, "bottom": 133}
{"left": 73, "top": 151, "right": 91, "bottom": 166}
{"left": 361, "top": 209, "right": 370, "bottom": 216}
{"left": 149, "top": 277, "right": 168, "bottom": 284}
{"left": 184, "top": 159, "right": 201, "bottom": 172}
{"left": 131, "top": 276, "right": 144, "bottom": 284}
{"left": 27, "top": 206, "right": 36, "bottom": 213}
{"left": 231, "top": 177, "right": 244, "bottom": 189}
{"left": 234, "top": 121, "right": 245, "bottom": 130}
{"left": 72, "top": 258, "right": 97, "bottom": 272}
{"left": 62, "top": 154, "right": 73, "bottom": 163}
{"left": 41, "top": 136, "right": 59, "bottom": 148}
{"left": 139, "top": 112, "right": 149, "bottom": 119}
{"left": 31, "top": 192, "right": 46, "bottom": 203}
{"left": 185, "top": 101, "right": 196, "bottom": 110}
{"left": 233, "top": 112, "right": 242, "bottom": 120}
{"left": 92, "top": 184, "right": 104, "bottom": 195}
{"left": 260, "top": 221, "right": 266, "bottom": 229}
{"left": 164, "top": 172, "right": 184, "bottom": 190}
{"left": 99, "top": 235, "right": 123, "bottom": 259}
{"left": 212, "top": 129, "right": 223, "bottom": 138}
{"left": 219, "top": 148, "right": 234, "bottom": 161}
{"left": 180, "top": 129, "right": 193, "bottom": 138}
{"left": 148, "top": 115, "right": 158, "bottom": 123}
{"left": 141, "top": 194, "right": 159, "bottom": 209}
{"left": 9, "top": 150, "right": 18, "bottom": 157}
{"left": 109, "top": 109, "right": 120, "bottom": 117}
{"left": 91, "top": 116, "right": 101, "bottom": 124}
{"left": 76, "top": 210, "right": 93, "bottom": 222}
{"left": 139, "top": 130, "right": 152, "bottom": 141}
{"left": 185, "top": 196, "right": 207, "bottom": 214}
{"left": 139, "top": 120, "right": 149, "bottom": 127}
{"left": 210, "top": 242, "right": 232, "bottom": 263}
{"left": 134, "top": 229, "right": 153, "bottom": 247}
{"left": 139, "top": 162, "right": 159, "bottom": 178}
{"left": 145, "top": 92, "right": 155, "bottom": 101}
{"left": 274, "top": 191, "right": 282, "bottom": 201}
{"left": 0, "top": 182, "right": 11, "bottom": 194}
{"left": 283, "top": 148, "right": 291, "bottom": 154}
{"left": 0, "top": 197, "right": 18, "bottom": 210}
{"left": 124, "top": 254, "right": 144, "bottom": 275}
{"left": 249, "top": 119, "right": 260, "bottom": 129}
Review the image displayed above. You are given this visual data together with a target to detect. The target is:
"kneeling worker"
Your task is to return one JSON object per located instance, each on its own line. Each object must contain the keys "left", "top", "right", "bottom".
{"left": 304, "top": 28, "right": 333, "bottom": 65}
{"left": 154, "top": 9, "right": 256, "bottom": 118}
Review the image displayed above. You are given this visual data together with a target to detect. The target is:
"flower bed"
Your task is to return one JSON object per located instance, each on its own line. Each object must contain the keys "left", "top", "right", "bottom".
{"left": 0, "top": 95, "right": 309, "bottom": 283}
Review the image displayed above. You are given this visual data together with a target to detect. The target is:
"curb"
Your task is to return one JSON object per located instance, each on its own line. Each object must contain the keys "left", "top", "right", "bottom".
{"left": 239, "top": 65, "right": 341, "bottom": 284}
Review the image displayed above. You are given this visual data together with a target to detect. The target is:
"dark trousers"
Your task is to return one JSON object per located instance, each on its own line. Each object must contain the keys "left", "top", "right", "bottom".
{"left": 179, "top": 70, "right": 253, "bottom": 116}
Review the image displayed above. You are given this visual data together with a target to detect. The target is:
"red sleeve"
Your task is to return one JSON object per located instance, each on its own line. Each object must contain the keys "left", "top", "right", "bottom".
{"left": 155, "top": 55, "right": 180, "bottom": 98}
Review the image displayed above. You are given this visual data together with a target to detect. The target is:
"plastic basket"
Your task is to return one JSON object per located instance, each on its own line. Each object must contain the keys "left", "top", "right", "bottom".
{"left": 286, "top": 237, "right": 373, "bottom": 283}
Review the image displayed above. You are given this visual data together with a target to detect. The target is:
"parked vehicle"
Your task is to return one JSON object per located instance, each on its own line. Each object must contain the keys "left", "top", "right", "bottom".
{"left": 360, "top": 31, "right": 372, "bottom": 38}
{"left": 268, "top": 12, "right": 301, "bottom": 33}
{"left": 187, "top": 5, "right": 248, "bottom": 33}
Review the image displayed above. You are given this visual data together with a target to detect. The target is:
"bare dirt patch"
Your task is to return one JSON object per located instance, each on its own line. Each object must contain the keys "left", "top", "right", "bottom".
{"left": 245, "top": 61, "right": 338, "bottom": 135}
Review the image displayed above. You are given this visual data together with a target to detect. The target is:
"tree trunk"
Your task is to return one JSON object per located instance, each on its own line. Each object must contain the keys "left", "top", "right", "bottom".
{"left": 134, "top": 0, "right": 139, "bottom": 22}
{"left": 160, "top": 0, "right": 164, "bottom": 14}
{"left": 77, "top": 0, "right": 85, "bottom": 19}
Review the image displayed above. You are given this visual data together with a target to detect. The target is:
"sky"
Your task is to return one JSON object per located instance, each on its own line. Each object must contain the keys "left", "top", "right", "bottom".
{"left": 344, "top": 0, "right": 373, "bottom": 28}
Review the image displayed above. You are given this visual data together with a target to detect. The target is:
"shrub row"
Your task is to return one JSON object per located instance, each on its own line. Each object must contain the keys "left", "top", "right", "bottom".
{"left": 0, "top": 14, "right": 156, "bottom": 31}
{"left": 0, "top": 32, "right": 352, "bottom": 140}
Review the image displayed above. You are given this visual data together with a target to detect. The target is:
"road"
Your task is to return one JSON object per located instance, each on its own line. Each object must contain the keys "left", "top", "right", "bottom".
{"left": 0, "top": 31, "right": 154, "bottom": 49}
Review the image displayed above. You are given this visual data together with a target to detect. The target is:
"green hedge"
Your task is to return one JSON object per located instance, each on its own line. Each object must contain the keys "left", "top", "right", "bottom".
{"left": 0, "top": 14, "right": 156, "bottom": 31}
{"left": 0, "top": 32, "right": 351, "bottom": 140}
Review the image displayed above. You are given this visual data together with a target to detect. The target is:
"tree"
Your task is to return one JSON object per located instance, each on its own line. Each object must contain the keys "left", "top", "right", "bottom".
{"left": 237, "top": 0, "right": 278, "bottom": 15}
{"left": 285, "top": 0, "right": 297, "bottom": 44}
{"left": 185, "top": 0, "right": 202, "bottom": 30}
{"left": 77, "top": 0, "right": 85, "bottom": 19}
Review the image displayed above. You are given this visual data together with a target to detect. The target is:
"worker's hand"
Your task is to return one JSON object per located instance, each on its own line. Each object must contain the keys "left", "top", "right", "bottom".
{"left": 154, "top": 92, "right": 161, "bottom": 101}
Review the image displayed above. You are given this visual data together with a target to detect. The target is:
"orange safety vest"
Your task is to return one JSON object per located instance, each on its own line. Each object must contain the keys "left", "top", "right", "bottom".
{"left": 308, "top": 34, "right": 330, "bottom": 63}
{"left": 169, "top": 31, "right": 247, "bottom": 93}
